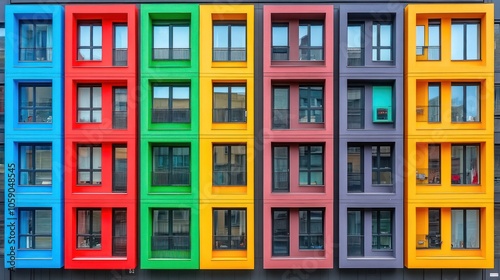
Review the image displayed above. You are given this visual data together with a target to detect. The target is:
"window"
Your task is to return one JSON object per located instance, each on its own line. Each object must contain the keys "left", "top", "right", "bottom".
{"left": 153, "top": 23, "right": 190, "bottom": 60}
{"left": 112, "top": 209, "right": 127, "bottom": 256}
{"left": 427, "top": 209, "right": 442, "bottom": 249}
{"left": 495, "top": 145, "right": 500, "bottom": 193}
{"left": 19, "top": 209, "right": 52, "bottom": 249}
{"left": 299, "top": 145, "right": 323, "bottom": 186}
{"left": 113, "top": 24, "right": 127, "bottom": 66}
{"left": 20, "top": 21, "right": 52, "bottom": 61}
{"left": 347, "top": 145, "right": 363, "bottom": 192}
{"left": 372, "top": 86, "right": 393, "bottom": 123}
{"left": 77, "top": 145, "right": 102, "bottom": 185}
{"left": 152, "top": 146, "right": 190, "bottom": 186}
{"left": 77, "top": 209, "right": 101, "bottom": 249}
{"left": 299, "top": 22, "right": 323, "bottom": 60}
{"left": 347, "top": 210, "right": 363, "bottom": 256}
{"left": 347, "top": 23, "right": 364, "bottom": 66}
{"left": 112, "top": 145, "right": 127, "bottom": 192}
{"left": 347, "top": 86, "right": 364, "bottom": 129}
{"left": 213, "top": 145, "right": 246, "bottom": 186}
{"left": 213, "top": 85, "right": 246, "bottom": 123}
{"left": 451, "top": 144, "right": 479, "bottom": 185}
{"left": 271, "top": 24, "right": 289, "bottom": 60}
{"left": 451, "top": 21, "right": 480, "bottom": 60}
{"left": 372, "top": 210, "right": 392, "bottom": 250}
{"left": 113, "top": 87, "right": 127, "bottom": 129}
{"left": 427, "top": 144, "right": 441, "bottom": 184}
{"left": 272, "top": 209, "right": 289, "bottom": 256}
{"left": 152, "top": 84, "right": 190, "bottom": 123}
{"left": 213, "top": 209, "right": 246, "bottom": 250}
{"left": 273, "top": 146, "right": 289, "bottom": 192}
{"left": 78, "top": 22, "right": 102, "bottom": 61}
{"left": 299, "top": 86, "right": 323, "bottom": 123}
{"left": 19, "top": 84, "right": 52, "bottom": 123}
{"left": 496, "top": 24, "right": 500, "bottom": 72}
{"left": 77, "top": 86, "right": 102, "bottom": 123}
{"left": 372, "top": 145, "right": 392, "bottom": 185}
{"left": 213, "top": 22, "right": 246, "bottom": 61}
{"left": 372, "top": 22, "right": 392, "bottom": 61}
{"left": 416, "top": 21, "right": 440, "bottom": 60}
{"left": 428, "top": 83, "right": 440, "bottom": 122}
{"left": 152, "top": 209, "right": 190, "bottom": 254}
{"left": 272, "top": 87, "right": 289, "bottom": 129}
{"left": 0, "top": 24, "right": 5, "bottom": 73}
{"left": 299, "top": 209, "right": 324, "bottom": 250}
{"left": 451, "top": 83, "right": 479, "bottom": 122}
{"left": 451, "top": 209, "right": 480, "bottom": 249}
{"left": 19, "top": 144, "right": 52, "bottom": 186}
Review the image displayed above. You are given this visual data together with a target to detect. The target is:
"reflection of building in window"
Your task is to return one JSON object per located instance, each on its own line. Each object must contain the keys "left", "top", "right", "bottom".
{"left": 299, "top": 209, "right": 324, "bottom": 249}
{"left": 77, "top": 145, "right": 102, "bottom": 185}
{"left": 451, "top": 144, "right": 479, "bottom": 185}
{"left": 19, "top": 84, "right": 52, "bottom": 123}
{"left": 451, "top": 209, "right": 480, "bottom": 249}
{"left": 151, "top": 208, "right": 191, "bottom": 258}
{"left": 213, "top": 209, "right": 246, "bottom": 250}
{"left": 77, "top": 209, "right": 102, "bottom": 249}
{"left": 19, "top": 208, "right": 52, "bottom": 249}
{"left": 213, "top": 144, "right": 246, "bottom": 186}
{"left": 20, "top": 20, "right": 53, "bottom": 61}
{"left": 19, "top": 144, "right": 52, "bottom": 185}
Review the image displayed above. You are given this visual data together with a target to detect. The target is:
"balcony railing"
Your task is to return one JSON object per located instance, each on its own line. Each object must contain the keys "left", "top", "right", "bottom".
{"left": 19, "top": 47, "right": 53, "bottom": 62}
{"left": 416, "top": 168, "right": 441, "bottom": 185}
{"left": 347, "top": 172, "right": 363, "bottom": 193}
{"left": 347, "top": 47, "right": 364, "bottom": 66}
{"left": 213, "top": 171, "right": 246, "bottom": 186}
{"left": 152, "top": 170, "right": 190, "bottom": 186}
{"left": 214, "top": 235, "right": 246, "bottom": 250}
{"left": 272, "top": 235, "right": 290, "bottom": 256}
{"left": 416, "top": 105, "right": 440, "bottom": 123}
{"left": 299, "top": 47, "right": 323, "bottom": 61}
{"left": 213, "top": 48, "right": 246, "bottom": 61}
{"left": 113, "top": 111, "right": 127, "bottom": 129}
{"left": 273, "top": 171, "right": 289, "bottom": 192}
{"left": 347, "top": 235, "right": 364, "bottom": 256}
{"left": 347, "top": 108, "right": 365, "bottom": 129}
{"left": 272, "top": 109, "right": 289, "bottom": 129}
{"left": 416, "top": 46, "right": 440, "bottom": 61}
{"left": 152, "top": 108, "right": 191, "bottom": 123}
{"left": 271, "top": 46, "right": 289, "bottom": 61}
{"left": 112, "top": 236, "right": 127, "bottom": 256}
{"left": 153, "top": 48, "right": 190, "bottom": 60}
{"left": 113, "top": 171, "right": 127, "bottom": 192}
{"left": 213, "top": 109, "right": 246, "bottom": 123}
{"left": 113, "top": 48, "right": 128, "bottom": 66}
{"left": 151, "top": 235, "right": 190, "bottom": 251}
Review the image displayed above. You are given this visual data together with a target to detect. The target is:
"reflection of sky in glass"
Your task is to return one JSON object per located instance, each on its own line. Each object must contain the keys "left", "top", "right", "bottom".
{"left": 451, "top": 85, "right": 463, "bottom": 107}
{"left": 299, "top": 25, "right": 307, "bottom": 47}
{"left": 466, "top": 24, "right": 479, "bottom": 59}
{"left": 232, "top": 87, "right": 246, "bottom": 95}
{"left": 173, "top": 87, "right": 189, "bottom": 100}
{"left": 429, "top": 25, "right": 440, "bottom": 46}
{"left": 416, "top": 26, "right": 424, "bottom": 47}
{"left": 153, "top": 26, "right": 169, "bottom": 48}
{"left": 213, "top": 26, "right": 228, "bottom": 48}
{"left": 173, "top": 26, "right": 189, "bottom": 48}
{"left": 348, "top": 25, "right": 361, "bottom": 48}
{"left": 428, "top": 85, "right": 440, "bottom": 106}
{"left": 153, "top": 86, "right": 169, "bottom": 99}
{"left": 231, "top": 26, "right": 246, "bottom": 48}
{"left": 114, "top": 26, "right": 127, "bottom": 48}
{"left": 310, "top": 25, "right": 323, "bottom": 47}
{"left": 272, "top": 26, "right": 288, "bottom": 46}
{"left": 273, "top": 88, "right": 288, "bottom": 109}
{"left": 93, "top": 26, "right": 102, "bottom": 47}
{"left": 79, "top": 26, "right": 90, "bottom": 46}
{"left": 451, "top": 24, "right": 464, "bottom": 60}
{"left": 466, "top": 85, "right": 478, "bottom": 118}
{"left": 379, "top": 24, "right": 391, "bottom": 47}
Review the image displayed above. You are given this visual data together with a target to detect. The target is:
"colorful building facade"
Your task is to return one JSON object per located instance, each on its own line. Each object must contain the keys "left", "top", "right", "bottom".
{"left": 1, "top": 1, "right": 498, "bottom": 279}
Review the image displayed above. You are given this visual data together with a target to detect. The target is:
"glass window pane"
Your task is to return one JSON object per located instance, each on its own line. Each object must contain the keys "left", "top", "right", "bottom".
{"left": 213, "top": 25, "right": 228, "bottom": 48}
{"left": 372, "top": 26, "right": 378, "bottom": 47}
{"left": 272, "top": 26, "right": 288, "bottom": 47}
{"left": 466, "top": 85, "right": 479, "bottom": 121}
{"left": 92, "top": 49, "right": 102, "bottom": 60}
{"left": 79, "top": 25, "right": 90, "bottom": 47}
{"left": 93, "top": 87, "right": 102, "bottom": 108}
{"left": 114, "top": 26, "right": 127, "bottom": 49}
{"left": 78, "top": 87, "right": 90, "bottom": 108}
{"left": 299, "top": 25, "right": 308, "bottom": 47}
{"left": 451, "top": 24, "right": 464, "bottom": 60}
{"left": 466, "top": 210, "right": 479, "bottom": 248}
{"left": 451, "top": 210, "right": 464, "bottom": 248}
{"left": 231, "top": 26, "right": 246, "bottom": 48}
{"left": 429, "top": 25, "right": 440, "bottom": 47}
{"left": 466, "top": 24, "right": 479, "bottom": 60}
{"left": 310, "top": 25, "right": 323, "bottom": 47}
{"left": 416, "top": 26, "right": 424, "bottom": 48}
{"left": 348, "top": 25, "right": 361, "bottom": 48}
{"left": 173, "top": 26, "right": 189, "bottom": 49}
{"left": 93, "top": 25, "right": 102, "bottom": 47}
{"left": 451, "top": 85, "right": 464, "bottom": 122}
{"left": 154, "top": 26, "right": 169, "bottom": 48}
{"left": 78, "top": 147, "right": 90, "bottom": 169}
{"left": 380, "top": 24, "right": 392, "bottom": 47}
